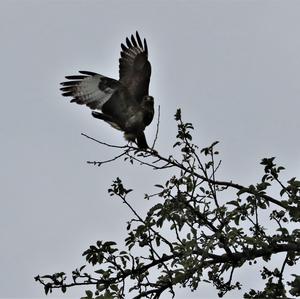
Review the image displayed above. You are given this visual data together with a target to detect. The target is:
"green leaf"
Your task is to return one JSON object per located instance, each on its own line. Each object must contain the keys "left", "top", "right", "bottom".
{"left": 80, "top": 265, "right": 86, "bottom": 271}
{"left": 234, "top": 215, "right": 240, "bottom": 225}
{"left": 156, "top": 236, "right": 161, "bottom": 246}
{"left": 280, "top": 188, "right": 286, "bottom": 196}
{"left": 103, "top": 291, "right": 114, "bottom": 299}
{"left": 110, "top": 284, "right": 119, "bottom": 292}
{"left": 289, "top": 207, "right": 300, "bottom": 221}
{"left": 44, "top": 283, "right": 52, "bottom": 295}
{"left": 97, "top": 284, "right": 107, "bottom": 292}
{"left": 237, "top": 188, "right": 248, "bottom": 196}
{"left": 174, "top": 109, "right": 181, "bottom": 121}
{"left": 292, "top": 180, "right": 300, "bottom": 187}
{"left": 103, "top": 241, "right": 117, "bottom": 247}
{"left": 154, "top": 184, "right": 164, "bottom": 189}
{"left": 211, "top": 141, "right": 219, "bottom": 147}
{"left": 227, "top": 200, "right": 239, "bottom": 207}
{"left": 61, "top": 285, "right": 66, "bottom": 293}
{"left": 276, "top": 227, "right": 289, "bottom": 235}
{"left": 290, "top": 275, "right": 300, "bottom": 296}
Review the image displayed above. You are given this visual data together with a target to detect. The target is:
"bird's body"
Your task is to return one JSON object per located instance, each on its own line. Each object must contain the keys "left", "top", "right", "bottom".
{"left": 60, "top": 32, "right": 154, "bottom": 149}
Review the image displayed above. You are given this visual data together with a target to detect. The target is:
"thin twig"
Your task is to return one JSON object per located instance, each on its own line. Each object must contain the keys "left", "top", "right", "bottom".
{"left": 81, "top": 133, "right": 127, "bottom": 149}
{"left": 82, "top": 132, "right": 286, "bottom": 208}
{"left": 278, "top": 252, "right": 289, "bottom": 286}
{"left": 87, "top": 152, "right": 127, "bottom": 166}
{"left": 120, "top": 194, "right": 174, "bottom": 253}
{"left": 152, "top": 105, "right": 161, "bottom": 149}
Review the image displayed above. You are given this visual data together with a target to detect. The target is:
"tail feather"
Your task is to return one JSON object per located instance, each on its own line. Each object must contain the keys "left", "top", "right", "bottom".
{"left": 136, "top": 132, "right": 149, "bottom": 149}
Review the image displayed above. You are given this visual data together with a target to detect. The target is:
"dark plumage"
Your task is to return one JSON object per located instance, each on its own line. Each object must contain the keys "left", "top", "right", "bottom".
{"left": 60, "top": 32, "right": 154, "bottom": 149}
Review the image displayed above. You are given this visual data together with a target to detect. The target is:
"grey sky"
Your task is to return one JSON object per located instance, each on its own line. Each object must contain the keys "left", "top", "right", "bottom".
{"left": 1, "top": 0, "right": 300, "bottom": 298}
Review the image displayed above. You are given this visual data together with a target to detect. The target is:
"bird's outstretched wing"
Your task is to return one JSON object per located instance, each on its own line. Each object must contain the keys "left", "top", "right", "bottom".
{"left": 60, "top": 71, "right": 120, "bottom": 110}
{"left": 119, "top": 31, "right": 151, "bottom": 101}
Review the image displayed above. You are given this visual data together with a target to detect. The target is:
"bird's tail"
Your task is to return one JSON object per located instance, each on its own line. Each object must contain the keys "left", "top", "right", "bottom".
{"left": 136, "top": 132, "right": 149, "bottom": 149}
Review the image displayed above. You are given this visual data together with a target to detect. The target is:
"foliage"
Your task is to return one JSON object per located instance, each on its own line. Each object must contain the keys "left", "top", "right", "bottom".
{"left": 35, "top": 109, "right": 300, "bottom": 298}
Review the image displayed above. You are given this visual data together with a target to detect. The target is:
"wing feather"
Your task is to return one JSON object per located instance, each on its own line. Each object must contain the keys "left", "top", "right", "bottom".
{"left": 131, "top": 34, "right": 137, "bottom": 47}
{"left": 126, "top": 37, "right": 132, "bottom": 48}
{"left": 119, "top": 31, "right": 151, "bottom": 101}
{"left": 136, "top": 31, "right": 143, "bottom": 48}
{"left": 143, "top": 38, "right": 148, "bottom": 55}
{"left": 121, "top": 43, "right": 127, "bottom": 51}
{"left": 60, "top": 72, "right": 120, "bottom": 110}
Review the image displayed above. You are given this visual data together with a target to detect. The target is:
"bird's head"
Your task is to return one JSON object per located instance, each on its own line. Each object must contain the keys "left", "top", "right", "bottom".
{"left": 142, "top": 95, "right": 154, "bottom": 108}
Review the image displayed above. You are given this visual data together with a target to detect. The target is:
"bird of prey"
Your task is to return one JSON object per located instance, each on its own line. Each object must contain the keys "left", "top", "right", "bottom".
{"left": 60, "top": 32, "right": 154, "bottom": 149}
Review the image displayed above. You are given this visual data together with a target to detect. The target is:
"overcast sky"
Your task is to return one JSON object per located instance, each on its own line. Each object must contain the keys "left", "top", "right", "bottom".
{"left": 1, "top": 1, "right": 300, "bottom": 298}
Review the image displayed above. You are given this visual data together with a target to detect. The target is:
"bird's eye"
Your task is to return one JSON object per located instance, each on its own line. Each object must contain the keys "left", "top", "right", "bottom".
{"left": 146, "top": 96, "right": 154, "bottom": 102}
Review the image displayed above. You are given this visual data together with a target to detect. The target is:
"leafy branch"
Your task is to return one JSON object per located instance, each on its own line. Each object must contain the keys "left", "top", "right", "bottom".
{"left": 36, "top": 109, "right": 300, "bottom": 299}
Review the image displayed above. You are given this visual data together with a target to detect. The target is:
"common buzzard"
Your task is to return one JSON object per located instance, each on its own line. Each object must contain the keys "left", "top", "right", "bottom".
{"left": 60, "top": 32, "right": 154, "bottom": 149}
